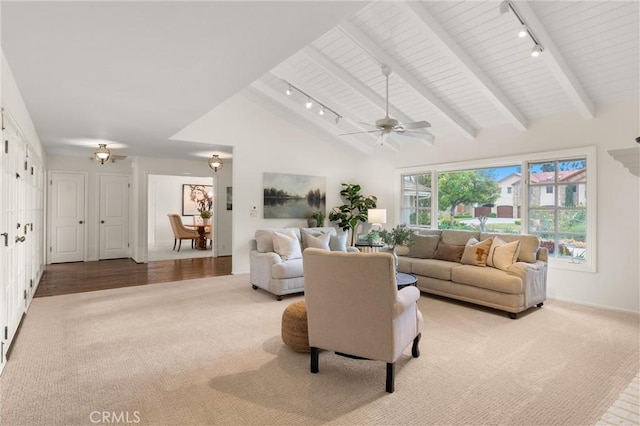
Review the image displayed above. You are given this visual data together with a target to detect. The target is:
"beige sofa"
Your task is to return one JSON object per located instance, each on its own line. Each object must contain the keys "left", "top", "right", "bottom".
{"left": 397, "top": 229, "right": 548, "bottom": 319}
{"left": 249, "top": 227, "right": 356, "bottom": 300}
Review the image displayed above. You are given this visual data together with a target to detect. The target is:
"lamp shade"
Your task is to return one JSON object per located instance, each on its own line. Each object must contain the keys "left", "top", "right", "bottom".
{"left": 367, "top": 209, "right": 387, "bottom": 225}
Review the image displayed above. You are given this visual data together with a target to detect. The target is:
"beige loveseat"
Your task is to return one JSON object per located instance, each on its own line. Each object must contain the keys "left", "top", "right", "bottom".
{"left": 397, "top": 229, "right": 548, "bottom": 319}
{"left": 250, "top": 227, "right": 356, "bottom": 300}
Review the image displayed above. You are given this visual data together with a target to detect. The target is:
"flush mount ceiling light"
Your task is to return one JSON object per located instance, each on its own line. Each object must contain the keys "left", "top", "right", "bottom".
{"left": 94, "top": 144, "right": 110, "bottom": 164}
{"left": 281, "top": 79, "right": 343, "bottom": 124}
{"left": 208, "top": 154, "right": 223, "bottom": 172}
{"left": 499, "top": 1, "right": 544, "bottom": 57}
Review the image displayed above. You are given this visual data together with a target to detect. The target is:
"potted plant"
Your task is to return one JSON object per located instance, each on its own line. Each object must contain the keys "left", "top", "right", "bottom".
{"left": 379, "top": 224, "right": 414, "bottom": 268}
{"left": 311, "top": 211, "right": 325, "bottom": 227}
{"left": 200, "top": 210, "right": 212, "bottom": 225}
{"left": 329, "top": 183, "right": 377, "bottom": 246}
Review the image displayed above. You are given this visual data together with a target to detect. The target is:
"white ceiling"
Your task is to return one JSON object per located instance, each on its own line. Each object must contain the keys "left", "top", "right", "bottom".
{"left": 2, "top": 1, "right": 639, "bottom": 161}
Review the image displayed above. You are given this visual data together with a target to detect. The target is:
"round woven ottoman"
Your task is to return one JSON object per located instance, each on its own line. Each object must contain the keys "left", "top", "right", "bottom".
{"left": 281, "top": 300, "right": 309, "bottom": 353}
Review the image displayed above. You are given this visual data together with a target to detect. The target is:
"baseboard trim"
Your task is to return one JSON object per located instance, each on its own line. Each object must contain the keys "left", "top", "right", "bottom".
{"left": 548, "top": 296, "right": 640, "bottom": 315}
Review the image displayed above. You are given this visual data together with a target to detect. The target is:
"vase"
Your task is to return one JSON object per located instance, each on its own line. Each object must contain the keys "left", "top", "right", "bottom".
{"left": 391, "top": 247, "right": 399, "bottom": 271}
{"left": 307, "top": 219, "right": 318, "bottom": 228}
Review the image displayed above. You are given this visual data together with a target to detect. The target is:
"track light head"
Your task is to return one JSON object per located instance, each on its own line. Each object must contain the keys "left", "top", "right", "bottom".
{"left": 319, "top": 107, "right": 325, "bottom": 115}
{"left": 305, "top": 98, "right": 313, "bottom": 109}
{"left": 531, "top": 44, "right": 543, "bottom": 57}
{"left": 499, "top": 1, "right": 510, "bottom": 14}
{"left": 518, "top": 25, "right": 528, "bottom": 38}
{"left": 285, "top": 85, "right": 292, "bottom": 96}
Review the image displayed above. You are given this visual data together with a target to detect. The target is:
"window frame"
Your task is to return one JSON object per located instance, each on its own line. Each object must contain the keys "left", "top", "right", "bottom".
{"left": 394, "top": 146, "right": 596, "bottom": 273}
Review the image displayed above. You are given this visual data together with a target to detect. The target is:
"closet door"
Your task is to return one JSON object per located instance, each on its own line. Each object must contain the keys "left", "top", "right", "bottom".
{"left": 99, "top": 175, "right": 129, "bottom": 260}
{"left": 49, "top": 172, "right": 86, "bottom": 263}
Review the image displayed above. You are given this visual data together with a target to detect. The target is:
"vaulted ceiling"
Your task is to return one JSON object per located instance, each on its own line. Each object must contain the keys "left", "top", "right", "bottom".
{"left": 2, "top": 1, "right": 638, "bottom": 161}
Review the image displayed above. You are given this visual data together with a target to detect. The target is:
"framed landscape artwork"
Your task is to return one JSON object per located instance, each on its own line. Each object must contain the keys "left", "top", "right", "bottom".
{"left": 263, "top": 173, "right": 326, "bottom": 219}
{"left": 182, "top": 184, "right": 213, "bottom": 216}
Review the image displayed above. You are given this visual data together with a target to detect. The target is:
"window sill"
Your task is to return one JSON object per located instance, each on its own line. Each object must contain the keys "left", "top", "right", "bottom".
{"left": 548, "top": 257, "right": 596, "bottom": 273}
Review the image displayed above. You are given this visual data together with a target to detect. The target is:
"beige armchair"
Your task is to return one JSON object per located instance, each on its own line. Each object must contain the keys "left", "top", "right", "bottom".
{"left": 303, "top": 248, "right": 424, "bottom": 393}
{"left": 167, "top": 214, "right": 198, "bottom": 251}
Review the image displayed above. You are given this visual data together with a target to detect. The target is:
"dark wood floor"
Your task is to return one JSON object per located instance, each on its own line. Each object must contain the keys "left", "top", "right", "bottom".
{"left": 34, "top": 256, "right": 232, "bottom": 297}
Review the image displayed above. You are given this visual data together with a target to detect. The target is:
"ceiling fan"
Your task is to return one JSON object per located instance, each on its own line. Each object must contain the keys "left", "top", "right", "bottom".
{"left": 340, "top": 66, "right": 434, "bottom": 144}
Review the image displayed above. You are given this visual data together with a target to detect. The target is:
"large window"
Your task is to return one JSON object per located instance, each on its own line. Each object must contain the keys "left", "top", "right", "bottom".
{"left": 395, "top": 147, "right": 595, "bottom": 272}
{"left": 436, "top": 165, "right": 522, "bottom": 234}
{"left": 528, "top": 158, "right": 587, "bottom": 261}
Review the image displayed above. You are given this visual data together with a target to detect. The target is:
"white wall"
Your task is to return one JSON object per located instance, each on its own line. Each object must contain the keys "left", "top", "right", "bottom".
{"left": 148, "top": 174, "right": 213, "bottom": 246}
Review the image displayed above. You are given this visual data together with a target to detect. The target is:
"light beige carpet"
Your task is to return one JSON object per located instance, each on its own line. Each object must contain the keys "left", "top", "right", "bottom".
{"left": 1, "top": 274, "right": 638, "bottom": 426}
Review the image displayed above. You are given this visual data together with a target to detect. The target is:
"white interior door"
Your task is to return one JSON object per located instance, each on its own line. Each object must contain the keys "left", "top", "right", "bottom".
{"left": 99, "top": 175, "right": 129, "bottom": 260}
{"left": 49, "top": 172, "right": 85, "bottom": 263}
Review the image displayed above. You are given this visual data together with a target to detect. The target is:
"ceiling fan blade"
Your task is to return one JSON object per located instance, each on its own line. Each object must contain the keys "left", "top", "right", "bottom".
{"left": 358, "top": 121, "right": 376, "bottom": 128}
{"left": 338, "top": 129, "right": 381, "bottom": 136}
{"left": 394, "top": 130, "right": 435, "bottom": 143}
{"left": 396, "top": 120, "right": 431, "bottom": 131}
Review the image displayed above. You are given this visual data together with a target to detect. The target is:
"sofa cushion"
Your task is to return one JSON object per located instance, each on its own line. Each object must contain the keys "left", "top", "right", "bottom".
{"left": 256, "top": 228, "right": 300, "bottom": 253}
{"left": 460, "top": 237, "right": 493, "bottom": 267}
{"left": 407, "top": 234, "right": 440, "bottom": 258}
{"left": 329, "top": 231, "right": 348, "bottom": 252}
{"left": 301, "top": 227, "right": 336, "bottom": 248}
{"left": 434, "top": 243, "right": 465, "bottom": 262}
{"left": 272, "top": 258, "right": 304, "bottom": 279}
{"left": 273, "top": 230, "right": 302, "bottom": 260}
{"left": 397, "top": 257, "right": 413, "bottom": 273}
{"left": 487, "top": 238, "right": 521, "bottom": 271}
{"left": 441, "top": 230, "right": 480, "bottom": 246}
{"left": 306, "top": 232, "right": 331, "bottom": 250}
{"left": 451, "top": 265, "right": 523, "bottom": 294}
{"left": 481, "top": 232, "right": 539, "bottom": 263}
{"left": 410, "top": 258, "right": 459, "bottom": 281}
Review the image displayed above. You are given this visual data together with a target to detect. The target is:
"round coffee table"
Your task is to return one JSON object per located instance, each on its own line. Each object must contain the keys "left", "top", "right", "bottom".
{"left": 396, "top": 272, "right": 417, "bottom": 290}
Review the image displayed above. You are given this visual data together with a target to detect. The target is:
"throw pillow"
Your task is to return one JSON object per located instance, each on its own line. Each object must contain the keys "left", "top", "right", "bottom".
{"left": 407, "top": 234, "right": 440, "bottom": 258}
{"left": 433, "top": 243, "right": 465, "bottom": 262}
{"left": 460, "top": 237, "right": 493, "bottom": 267}
{"left": 329, "top": 231, "right": 348, "bottom": 252}
{"left": 306, "top": 232, "right": 331, "bottom": 250}
{"left": 487, "top": 237, "right": 521, "bottom": 271}
{"left": 272, "top": 230, "right": 302, "bottom": 260}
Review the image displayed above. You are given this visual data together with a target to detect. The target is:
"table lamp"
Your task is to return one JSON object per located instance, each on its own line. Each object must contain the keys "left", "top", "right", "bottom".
{"left": 367, "top": 209, "right": 387, "bottom": 231}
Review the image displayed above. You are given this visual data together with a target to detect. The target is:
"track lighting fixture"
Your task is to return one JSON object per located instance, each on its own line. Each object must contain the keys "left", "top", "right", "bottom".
{"left": 518, "top": 25, "right": 528, "bottom": 38}
{"left": 530, "top": 44, "right": 543, "bottom": 57}
{"left": 499, "top": 1, "right": 544, "bottom": 58}
{"left": 280, "top": 79, "right": 343, "bottom": 124}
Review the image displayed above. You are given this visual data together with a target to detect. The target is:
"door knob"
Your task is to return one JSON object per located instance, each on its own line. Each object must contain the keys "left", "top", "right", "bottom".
{"left": 101, "top": 220, "right": 105, "bottom": 224}
{"left": 79, "top": 220, "right": 84, "bottom": 224}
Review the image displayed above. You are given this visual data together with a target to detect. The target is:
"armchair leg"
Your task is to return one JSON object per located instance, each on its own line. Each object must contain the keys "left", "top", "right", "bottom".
{"left": 177, "top": 240, "right": 182, "bottom": 252}
{"left": 412, "top": 333, "right": 421, "bottom": 358}
{"left": 173, "top": 239, "right": 177, "bottom": 251}
{"left": 310, "top": 347, "right": 319, "bottom": 374}
{"left": 386, "top": 363, "right": 395, "bottom": 393}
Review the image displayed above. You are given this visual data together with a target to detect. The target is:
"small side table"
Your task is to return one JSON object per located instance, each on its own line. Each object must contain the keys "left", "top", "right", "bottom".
{"left": 396, "top": 272, "right": 418, "bottom": 290}
{"left": 355, "top": 243, "right": 386, "bottom": 253}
